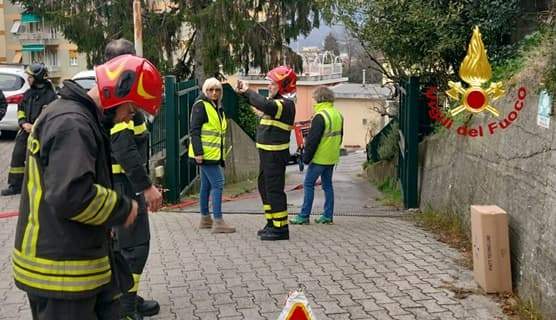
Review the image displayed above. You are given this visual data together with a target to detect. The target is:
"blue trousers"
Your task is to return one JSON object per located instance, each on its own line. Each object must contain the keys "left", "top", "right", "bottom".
{"left": 300, "top": 164, "right": 335, "bottom": 219}
{"left": 199, "top": 165, "right": 224, "bottom": 219}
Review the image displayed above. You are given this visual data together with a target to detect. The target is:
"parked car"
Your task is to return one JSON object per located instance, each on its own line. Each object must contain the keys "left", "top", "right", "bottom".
{"left": 0, "top": 68, "right": 31, "bottom": 134}
{"left": 71, "top": 70, "right": 96, "bottom": 90}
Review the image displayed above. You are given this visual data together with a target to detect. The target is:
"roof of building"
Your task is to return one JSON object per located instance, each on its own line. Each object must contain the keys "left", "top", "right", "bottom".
{"left": 331, "top": 83, "right": 391, "bottom": 100}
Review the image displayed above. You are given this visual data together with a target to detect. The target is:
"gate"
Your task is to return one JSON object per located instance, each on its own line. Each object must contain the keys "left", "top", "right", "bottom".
{"left": 163, "top": 76, "right": 200, "bottom": 203}
{"left": 398, "top": 77, "right": 420, "bottom": 209}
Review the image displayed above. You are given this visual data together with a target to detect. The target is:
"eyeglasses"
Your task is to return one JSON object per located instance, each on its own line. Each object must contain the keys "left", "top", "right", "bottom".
{"left": 207, "top": 88, "right": 221, "bottom": 92}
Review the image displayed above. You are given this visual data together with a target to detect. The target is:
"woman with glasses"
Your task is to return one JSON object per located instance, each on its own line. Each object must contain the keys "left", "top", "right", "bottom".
{"left": 188, "top": 77, "right": 236, "bottom": 233}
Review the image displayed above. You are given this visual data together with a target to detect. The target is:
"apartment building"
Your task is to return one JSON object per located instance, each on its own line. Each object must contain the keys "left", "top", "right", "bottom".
{"left": 0, "top": 0, "right": 88, "bottom": 86}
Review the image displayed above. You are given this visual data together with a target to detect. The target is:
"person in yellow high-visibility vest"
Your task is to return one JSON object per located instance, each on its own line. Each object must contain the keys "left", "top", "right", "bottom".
{"left": 291, "top": 86, "right": 343, "bottom": 225}
{"left": 189, "top": 78, "right": 235, "bottom": 233}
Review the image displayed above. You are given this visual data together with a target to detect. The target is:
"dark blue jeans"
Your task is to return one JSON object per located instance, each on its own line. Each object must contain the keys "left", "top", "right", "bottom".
{"left": 199, "top": 165, "right": 224, "bottom": 219}
{"left": 300, "top": 164, "right": 335, "bottom": 219}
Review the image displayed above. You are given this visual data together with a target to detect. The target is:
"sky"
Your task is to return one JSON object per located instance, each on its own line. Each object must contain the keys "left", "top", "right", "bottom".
{"left": 290, "top": 24, "right": 346, "bottom": 51}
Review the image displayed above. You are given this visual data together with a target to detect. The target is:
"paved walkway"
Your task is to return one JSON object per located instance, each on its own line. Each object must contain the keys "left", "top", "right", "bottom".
{"left": 0, "top": 135, "right": 19, "bottom": 213}
{"left": 0, "top": 149, "right": 507, "bottom": 319}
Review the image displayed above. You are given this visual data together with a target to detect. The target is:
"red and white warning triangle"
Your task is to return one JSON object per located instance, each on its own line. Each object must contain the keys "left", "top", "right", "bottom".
{"left": 277, "top": 290, "right": 316, "bottom": 320}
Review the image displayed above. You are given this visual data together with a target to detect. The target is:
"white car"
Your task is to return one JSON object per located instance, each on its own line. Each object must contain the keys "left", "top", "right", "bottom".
{"left": 71, "top": 70, "right": 96, "bottom": 90}
{"left": 0, "top": 68, "right": 31, "bottom": 133}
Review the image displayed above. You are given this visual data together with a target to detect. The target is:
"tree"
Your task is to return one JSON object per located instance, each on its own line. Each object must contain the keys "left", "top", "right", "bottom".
{"left": 337, "top": 31, "right": 382, "bottom": 83}
{"left": 182, "top": 1, "right": 320, "bottom": 81}
{"left": 319, "top": 0, "right": 521, "bottom": 85}
{"left": 12, "top": 0, "right": 186, "bottom": 72}
{"left": 13, "top": 1, "right": 320, "bottom": 81}
{"left": 324, "top": 32, "right": 340, "bottom": 55}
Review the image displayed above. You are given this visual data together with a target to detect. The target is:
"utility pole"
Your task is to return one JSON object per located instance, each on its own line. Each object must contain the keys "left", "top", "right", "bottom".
{"left": 133, "top": 0, "right": 143, "bottom": 57}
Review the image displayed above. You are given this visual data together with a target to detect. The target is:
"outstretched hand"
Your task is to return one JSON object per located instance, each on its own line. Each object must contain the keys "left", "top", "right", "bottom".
{"left": 236, "top": 80, "right": 249, "bottom": 93}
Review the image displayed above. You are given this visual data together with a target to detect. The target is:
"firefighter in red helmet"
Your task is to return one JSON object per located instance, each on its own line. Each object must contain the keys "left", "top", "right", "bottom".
{"left": 237, "top": 66, "right": 297, "bottom": 240}
{"left": 12, "top": 55, "right": 163, "bottom": 320}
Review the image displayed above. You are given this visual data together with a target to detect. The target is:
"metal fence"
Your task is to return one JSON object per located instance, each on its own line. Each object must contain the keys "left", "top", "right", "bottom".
{"left": 163, "top": 76, "right": 200, "bottom": 203}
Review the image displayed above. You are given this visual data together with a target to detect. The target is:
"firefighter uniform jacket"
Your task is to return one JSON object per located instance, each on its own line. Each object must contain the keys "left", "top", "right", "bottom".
{"left": 110, "top": 112, "right": 152, "bottom": 247}
{"left": 243, "top": 90, "right": 295, "bottom": 151}
{"left": 110, "top": 112, "right": 152, "bottom": 193}
{"left": 12, "top": 80, "right": 132, "bottom": 299}
{"left": 17, "top": 83, "right": 57, "bottom": 127}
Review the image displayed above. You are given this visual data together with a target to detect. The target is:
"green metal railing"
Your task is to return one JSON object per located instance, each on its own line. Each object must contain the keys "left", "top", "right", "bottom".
{"left": 163, "top": 76, "right": 199, "bottom": 203}
{"left": 149, "top": 102, "right": 166, "bottom": 156}
{"left": 398, "top": 77, "right": 420, "bottom": 209}
{"left": 366, "top": 119, "right": 398, "bottom": 163}
{"left": 153, "top": 79, "right": 244, "bottom": 203}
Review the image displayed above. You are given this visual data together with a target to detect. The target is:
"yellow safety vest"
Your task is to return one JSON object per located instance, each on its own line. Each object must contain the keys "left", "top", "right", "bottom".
{"left": 188, "top": 100, "right": 227, "bottom": 160}
{"left": 312, "top": 102, "right": 343, "bottom": 165}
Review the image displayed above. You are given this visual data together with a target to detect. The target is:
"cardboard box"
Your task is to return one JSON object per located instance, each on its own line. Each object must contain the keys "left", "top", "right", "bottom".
{"left": 470, "top": 205, "right": 512, "bottom": 293}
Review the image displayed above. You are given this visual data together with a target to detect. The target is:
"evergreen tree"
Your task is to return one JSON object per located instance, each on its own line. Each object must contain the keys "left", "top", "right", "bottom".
{"left": 320, "top": 0, "right": 521, "bottom": 84}
{"left": 13, "top": 0, "right": 320, "bottom": 81}
{"left": 323, "top": 32, "right": 340, "bottom": 56}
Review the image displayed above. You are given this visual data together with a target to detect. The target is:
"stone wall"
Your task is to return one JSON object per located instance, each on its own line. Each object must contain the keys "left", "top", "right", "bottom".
{"left": 224, "top": 119, "right": 259, "bottom": 183}
{"left": 419, "top": 74, "right": 556, "bottom": 316}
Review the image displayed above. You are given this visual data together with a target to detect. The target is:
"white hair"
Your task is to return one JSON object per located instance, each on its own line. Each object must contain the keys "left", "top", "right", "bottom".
{"left": 202, "top": 77, "right": 223, "bottom": 106}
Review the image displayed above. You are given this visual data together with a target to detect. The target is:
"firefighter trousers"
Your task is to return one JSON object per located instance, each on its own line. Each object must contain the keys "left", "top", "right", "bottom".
{"left": 112, "top": 175, "right": 150, "bottom": 295}
{"left": 257, "top": 149, "right": 290, "bottom": 230}
{"left": 27, "top": 290, "right": 120, "bottom": 320}
{"left": 7, "top": 130, "right": 29, "bottom": 189}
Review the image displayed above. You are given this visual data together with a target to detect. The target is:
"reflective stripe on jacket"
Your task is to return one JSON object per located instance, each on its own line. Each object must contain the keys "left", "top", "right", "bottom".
{"left": 188, "top": 100, "right": 227, "bottom": 161}
{"left": 243, "top": 90, "right": 295, "bottom": 152}
{"left": 110, "top": 112, "right": 152, "bottom": 193}
{"left": 12, "top": 81, "right": 131, "bottom": 299}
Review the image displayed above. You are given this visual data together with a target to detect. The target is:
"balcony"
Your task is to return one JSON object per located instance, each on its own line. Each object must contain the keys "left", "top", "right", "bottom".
{"left": 239, "top": 50, "right": 347, "bottom": 84}
{"left": 45, "top": 65, "right": 60, "bottom": 75}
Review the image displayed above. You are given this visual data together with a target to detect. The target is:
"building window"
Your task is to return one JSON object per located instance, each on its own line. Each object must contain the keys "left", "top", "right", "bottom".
{"left": 30, "top": 51, "right": 44, "bottom": 64}
{"left": 12, "top": 51, "right": 22, "bottom": 64}
{"left": 258, "top": 89, "right": 269, "bottom": 97}
{"left": 69, "top": 50, "right": 78, "bottom": 66}
{"left": 45, "top": 48, "right": 58, "bottom": 67}
{"left": 10, "top": 20, "right": 22, "bottom": 34}
{"left": 49, "top": 26, "right": 57, "bottom": 39}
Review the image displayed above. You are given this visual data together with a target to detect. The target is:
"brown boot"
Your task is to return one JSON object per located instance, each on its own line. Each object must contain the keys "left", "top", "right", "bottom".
{"left": 212, "top": 218, "right": 236, "bottom": 233}
{"left": 199, "top": 215, "right": 213, "bottom": 229}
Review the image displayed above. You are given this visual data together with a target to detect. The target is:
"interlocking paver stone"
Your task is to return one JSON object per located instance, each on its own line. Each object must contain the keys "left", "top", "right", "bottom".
{"left": 0, "top": 151, "right": 508, "bottom": 319}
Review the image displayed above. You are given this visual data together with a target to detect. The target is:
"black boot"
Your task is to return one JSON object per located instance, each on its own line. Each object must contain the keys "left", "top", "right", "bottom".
{"left": 120, "top": 293, "right": 143, "bottom": 320}
{"left": 260, "top": 226, "right": 289, "bottom": 241}
{"left": 257, "top": 220, "right": 273, "bottom": 236}
{"left": 137, "top": 295, "right": 160, "bottom": 317}
{"left": 1, "top": 185, "right": 20, "bottom": 196}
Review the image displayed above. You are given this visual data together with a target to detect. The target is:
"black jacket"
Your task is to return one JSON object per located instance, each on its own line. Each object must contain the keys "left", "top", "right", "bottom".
{"left": 110, "top": 112, "right": 152, "bottom": 193}
{"left": 302, "top": 114, "right": 344, "bottom": 164}
{"left": 13, "top": 80, "right": 131, "bottom": 299}
{"left": 17, "top": 82, "right": 57, "bottom": 127}
{"left": 0, "top": 90, "right": 6, "bottom": 121}
{"left": 242, "top": 90, "right": 295, "bottom": 148}
{"left": 189, "top": 95, "right": 226, "bottom": 166}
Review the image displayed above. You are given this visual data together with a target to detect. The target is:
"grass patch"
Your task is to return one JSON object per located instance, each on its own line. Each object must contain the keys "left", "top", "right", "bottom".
{"left": 413, "top": 208, "right": 545, "bottom": 319}
{"left": 412, "top": 206, "right": 472, "bottom": 268}
{"left": 500, "top": 294, "right": 544, "bottom": 320}
{"left": 375, "top": 177, "right": 402, "bottom": 208}
{"left": 492, "top": 31, "right": 543, "bottom": 82}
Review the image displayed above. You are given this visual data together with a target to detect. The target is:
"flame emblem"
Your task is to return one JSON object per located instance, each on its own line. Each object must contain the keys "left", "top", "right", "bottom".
{"left": 446, "top": 27, "right": 505, "bottom": 117}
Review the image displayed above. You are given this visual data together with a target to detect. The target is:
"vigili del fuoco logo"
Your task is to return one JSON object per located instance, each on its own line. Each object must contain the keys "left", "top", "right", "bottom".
{"left": 425, "top": 27, "right": 527, "bottom": 137}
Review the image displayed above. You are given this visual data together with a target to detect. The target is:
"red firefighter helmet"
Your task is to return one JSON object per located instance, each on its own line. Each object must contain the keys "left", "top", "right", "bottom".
{"left": 266, "top": 66, "right": 297, "bottom": 96}
{"left": 95, "top": 54, "right": 162, "bottom": 115}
